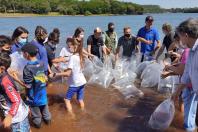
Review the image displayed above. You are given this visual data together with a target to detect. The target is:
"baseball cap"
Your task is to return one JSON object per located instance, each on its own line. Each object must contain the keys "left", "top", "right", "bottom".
{"left": 145, "top": 16, "right": 154, "bottom": 22}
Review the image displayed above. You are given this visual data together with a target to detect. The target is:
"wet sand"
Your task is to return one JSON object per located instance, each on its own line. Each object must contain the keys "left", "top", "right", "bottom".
{"left": 0, "top": 81, "right": 186, "bottom": 132}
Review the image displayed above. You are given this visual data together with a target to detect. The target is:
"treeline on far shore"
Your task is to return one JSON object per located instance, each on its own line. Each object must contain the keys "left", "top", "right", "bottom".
{"left": 0, "top": 0, "right": 144, "bottom": 15}
{"left": 143, "top": 5, "right": 198, "bottom": 13}
{"left": 0, "top": 0, "right": 197, "bottom": 16}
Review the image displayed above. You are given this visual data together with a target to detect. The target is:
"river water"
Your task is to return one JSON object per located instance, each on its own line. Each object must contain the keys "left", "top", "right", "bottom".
{"left": 0, "top": 13, "right": 197, "bottom": 53}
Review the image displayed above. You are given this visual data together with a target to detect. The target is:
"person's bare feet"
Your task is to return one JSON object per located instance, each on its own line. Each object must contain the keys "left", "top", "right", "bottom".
{"left": 68, "top": 111, "right": 76, "bottom": 120}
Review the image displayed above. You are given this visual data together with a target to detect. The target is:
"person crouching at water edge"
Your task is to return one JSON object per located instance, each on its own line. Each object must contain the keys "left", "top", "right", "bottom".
{"left": 21, "top": 44, "right": 51, "bottom": 128}
{"left": 49, "top": 38, "right": 86, "bottom": 118}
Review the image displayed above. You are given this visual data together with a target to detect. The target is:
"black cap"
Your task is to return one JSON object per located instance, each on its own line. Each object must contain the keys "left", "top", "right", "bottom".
{"left": 145, "top": 16, "right": 154, "bottom": 22}
{"left": 21, "top": 43, "right": 38, "bottom": 56}
{"left": 108, "top": 22, "right": 114, "bottom": 28}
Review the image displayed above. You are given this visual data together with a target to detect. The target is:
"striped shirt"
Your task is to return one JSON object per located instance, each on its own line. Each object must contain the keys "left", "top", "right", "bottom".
{"left": 181, "top": 39, "right": 198, "bottom": 93}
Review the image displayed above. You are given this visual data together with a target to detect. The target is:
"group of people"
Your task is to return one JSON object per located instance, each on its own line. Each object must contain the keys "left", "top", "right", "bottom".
{"left": 0, "top": 15, "right": 197, "bottom": 132}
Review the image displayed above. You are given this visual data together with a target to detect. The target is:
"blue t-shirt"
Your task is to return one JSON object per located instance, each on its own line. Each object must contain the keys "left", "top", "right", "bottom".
{"left": 31, "top": 40, "right": 49, "bottom": 73}
{"left": 137, "top": 26, "right": 160, "bottom": 53}
{"left": 23, "top": 60, "right": 48, "bottom": 106}
{"left": 11, "top": 43, "right": 22, "bottom": 53}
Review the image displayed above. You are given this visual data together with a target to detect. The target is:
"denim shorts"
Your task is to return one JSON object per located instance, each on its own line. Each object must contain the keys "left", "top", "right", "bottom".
{"left": 11, "top": 116, "right": 30, "bottom": 132}
{"left": 66, "top": 85, "right": 85, "bottom": 101}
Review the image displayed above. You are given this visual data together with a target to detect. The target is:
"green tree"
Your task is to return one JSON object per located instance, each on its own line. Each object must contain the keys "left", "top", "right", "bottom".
{"left": 0, "top": 0, "right": 9, "bottom": 13}
{"left": 32, "top": 0, "right": 51, "bottom": 14}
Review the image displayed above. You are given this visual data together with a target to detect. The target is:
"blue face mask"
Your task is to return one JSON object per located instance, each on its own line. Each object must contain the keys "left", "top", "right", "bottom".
{"left": 18, "top": 37, "right": 27, "bottom": 46}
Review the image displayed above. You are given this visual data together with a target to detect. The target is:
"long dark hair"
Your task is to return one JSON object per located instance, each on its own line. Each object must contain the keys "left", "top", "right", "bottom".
{"left": 73, "top": 27, "right": 84, "bottom": 38}
{"left": 48, "top": 31, "right": 60, "bottom": 44}
{"left": 72, "top": 38, "right": 84, "bottom": 69}
{"left": 12, "top": 26, "right": 28, "bottom": 42}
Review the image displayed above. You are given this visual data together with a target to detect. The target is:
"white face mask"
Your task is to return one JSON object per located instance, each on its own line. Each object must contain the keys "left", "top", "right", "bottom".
{"left": 79, "top": 34, "right": 84, "bottom": 39}
{"left": 43, "top": 37, "right": 48, "bottom": 43}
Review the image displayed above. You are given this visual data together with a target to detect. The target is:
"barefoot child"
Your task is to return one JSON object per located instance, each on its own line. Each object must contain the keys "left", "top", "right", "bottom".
{"left": 21, "top": 44, "right": 51, "bottom": 128}
{"left": 0, "top": 53, "right": 30, "bottom": 132}
{"left": 50, "top": 38, "right": 86, "bottom": 116}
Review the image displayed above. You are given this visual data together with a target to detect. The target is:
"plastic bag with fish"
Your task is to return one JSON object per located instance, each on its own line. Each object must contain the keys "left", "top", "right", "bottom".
{"left": 103, "top": 53, "right": 114, "bottom": 70}
{"left": 92, "top": 56, "right": 103, "bottom": 74}
{"left": 158, "top": 76, "right": 175, "bottom": 94}
{"left": 112, "top": 77, "right": 143, "bottom": 99}
{"left": 149, "top": 98, "right": 175, "bottom": 130}
{"left": 113, "top": 57, "right": 137, "bottom": 81}
{"left": 135, "top": 61, "right": 154, "bottom": 78}
{"left": 141, "top": 62, "right": 163, "bottom": 88}
{"left": 88, "top": 69, "right": 114, "bottom": 88}
{"left": 83, "top": 58, "right": 95, "bottom": 79}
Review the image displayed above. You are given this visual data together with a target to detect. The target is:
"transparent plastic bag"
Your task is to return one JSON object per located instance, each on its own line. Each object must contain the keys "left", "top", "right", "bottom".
{"left": 141, "top": 63, "right": 163, "bottom": 88}
{"left": 103, "top": 54, "right": 114, "bottom": 70}
{"left": 92, "top": 56, "right": 103, "bottom": 74}
{"left": 143, "top": 52, "right": 155, "bottom": 61}
{"left": 112, "top": 77, "right": 143, "bottom": 99}
{"left": 113, "top": 59, "right": 128, "bottom": 81}
{"left": 149, "top": 98, "right": 175, "bottom": 130}
{"left": 158, "top": 76, "right": 175, "bottom": 94}
{"left": 88, "top": 69, "right": 114, "bottom": 88}
{"left": 92, "top": 56, "right": 103, "bottom": 68}
{"left": 114, "top": 58, "right": 137, "bottom": 81}
{"left": 135, "top": 61, "right": 153, "bottom": 78}
{"left": 9, "top": 52, "right": 28, "bottom": 80}
{"left": 83, "top": 58, "right": 94, "bottom": 79}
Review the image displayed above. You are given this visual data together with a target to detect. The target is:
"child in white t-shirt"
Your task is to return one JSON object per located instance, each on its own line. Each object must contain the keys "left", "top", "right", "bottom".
{"left": 47, "top": 37, "right": 72, "bottom": 71}
{"left": 50, "top": 38, "right": 86, "bottom": 117}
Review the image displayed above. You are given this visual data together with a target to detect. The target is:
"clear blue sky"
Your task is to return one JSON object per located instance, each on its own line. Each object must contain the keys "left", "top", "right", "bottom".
{"left": 122, "top": 0, "right": 198, "bottom": 9}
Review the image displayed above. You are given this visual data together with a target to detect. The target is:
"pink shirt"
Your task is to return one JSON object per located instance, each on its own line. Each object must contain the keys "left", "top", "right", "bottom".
{"left": 180, "top": 48, "right": 191, "bottom": 88}
{"left": 181, "top": 48, "right": 190, "bottom": 64}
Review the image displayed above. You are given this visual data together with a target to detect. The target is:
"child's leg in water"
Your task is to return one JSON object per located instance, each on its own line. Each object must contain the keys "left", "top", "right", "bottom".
{"left": 79, "top": 100, "right": 85, "bottom": 111}
{"left": 77, "top": 85, "right": 85, "bottom": 111}
{"left": 64, "top": 99, "right": 75, "bottom": 118}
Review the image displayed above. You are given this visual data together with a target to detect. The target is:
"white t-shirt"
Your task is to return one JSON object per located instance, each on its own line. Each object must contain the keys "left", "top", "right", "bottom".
{"left": 67, "top": 54, "right": 87, "bottom": 87}
{"left": 59, "top": 47, "right": 72, "bottom": 57}
{"left": 59, "top": 47, "right": 72, "bottom": 70}
{"left": 9, "top": 51, "right": 28, "bottom": 80}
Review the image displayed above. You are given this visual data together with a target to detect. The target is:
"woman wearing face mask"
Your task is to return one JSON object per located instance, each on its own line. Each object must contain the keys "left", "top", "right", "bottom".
{"left": 73, "top": 27, "right": 94, "bottom": 58}
{"left": 11, "top": 26, "right": 29, "bottom": 53}
{"left": 0, "top": 35, "right": 27, "bottom": 88}
{"left": 9, "top": 27, "right": 29, "bottom": 83}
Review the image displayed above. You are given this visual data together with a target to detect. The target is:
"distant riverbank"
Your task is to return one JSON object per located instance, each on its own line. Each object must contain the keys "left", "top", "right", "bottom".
{"left": 0, "top": 12, "right": 145, "bottom": 18}
{"left": 0, "top": 12, "right": 67, "bottom": 18}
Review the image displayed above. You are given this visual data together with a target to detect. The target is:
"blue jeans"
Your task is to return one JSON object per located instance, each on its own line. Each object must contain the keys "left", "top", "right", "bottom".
{"left": 182, "top": 88, "right": 198, "bottom": 131}
{"left": 11, "top": 116, "right": 30, "bottom": 132}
